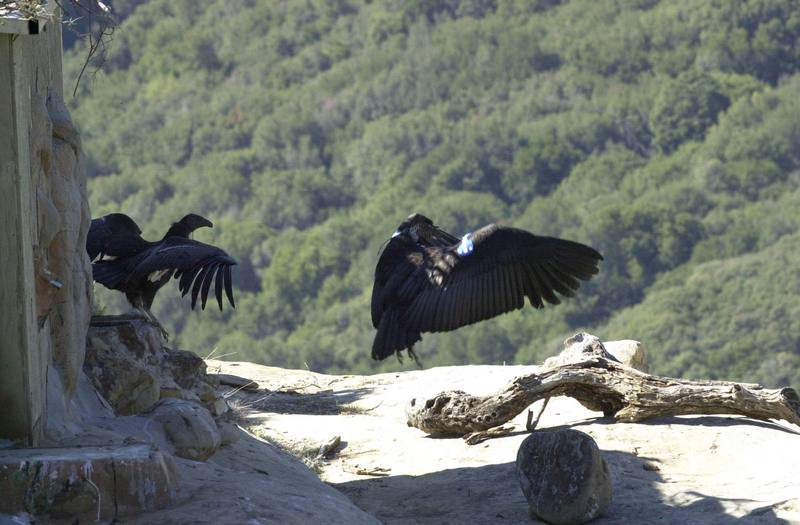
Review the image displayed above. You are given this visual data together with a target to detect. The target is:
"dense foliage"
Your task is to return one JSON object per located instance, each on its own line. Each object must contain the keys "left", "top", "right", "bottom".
{"left": 65, "top": 0, "right": 800, "bottom": 389}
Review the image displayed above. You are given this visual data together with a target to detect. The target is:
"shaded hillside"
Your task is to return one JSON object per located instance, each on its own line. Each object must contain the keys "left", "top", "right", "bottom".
{"left": 65, "top": 0, "right": 800, "bottom": 386}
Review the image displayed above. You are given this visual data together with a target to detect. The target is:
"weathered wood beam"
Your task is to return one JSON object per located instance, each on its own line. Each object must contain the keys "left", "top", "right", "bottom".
{"left": 0, "top": 4, "right": 63, "bottom": 443}
{"left": 0, "top": 32, "right": 41, "bottom": 445}
{"left": 406, "top": 334, "right": 800, "bottom": 437}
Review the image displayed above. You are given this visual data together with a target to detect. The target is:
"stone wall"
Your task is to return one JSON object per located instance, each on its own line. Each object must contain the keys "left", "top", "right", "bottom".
{"left": 33, "top": 82, "right": 93, "bottom": 430}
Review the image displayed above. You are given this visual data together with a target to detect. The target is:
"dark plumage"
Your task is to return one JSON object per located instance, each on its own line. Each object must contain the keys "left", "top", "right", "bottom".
{"left": 371, "top": 213, "right": 603, "bottom": 363}
{"left": 89, "top": 213, "right": 236, "bottom": 337}
{"left": 86, "top": 213, "right": 145, "bottom": 261}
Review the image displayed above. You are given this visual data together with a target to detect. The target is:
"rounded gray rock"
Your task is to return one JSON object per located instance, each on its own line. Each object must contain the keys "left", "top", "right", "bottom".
{"left": 516, "top": 429, "right": 612, "bottom": 525}
{"left": 149, "top": 398, "right": 222, "bottom": 460}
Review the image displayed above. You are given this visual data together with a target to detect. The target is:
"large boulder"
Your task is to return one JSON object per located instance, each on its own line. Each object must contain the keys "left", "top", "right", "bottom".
{"left": 543, "top": 333, "right": 619, "bottom": 368}
{"left": 84, "top": 316, "right": 227, "bottom": 417}
{"left": 543, "top": 334, "right": 648, "bottom": 373}
{"left": 84, "top": 317, "right": 162, "bottom": 415}
{"left": 604, "top": 340, "right": 648, "bottom": 372}
{"left": 148, "top": 399, "right": 222, "bottom": 461}
{"left": 516, "top": 429, "right": 612, "bottom": 525}
{"left": 161, "top": 348, "right": 220, "bottom": 404}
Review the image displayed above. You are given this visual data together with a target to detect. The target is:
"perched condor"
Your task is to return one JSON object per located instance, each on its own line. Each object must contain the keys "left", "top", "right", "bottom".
{"left": 90, "top": 213, "right": 235, "bottom": 337}
{"left": 371, "top": 213, "right": 603, "bottom": 364}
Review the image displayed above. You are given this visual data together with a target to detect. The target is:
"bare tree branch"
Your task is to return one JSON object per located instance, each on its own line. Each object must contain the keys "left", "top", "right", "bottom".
{"left": 406, "top": 333, "right": 800, "bottom": 437}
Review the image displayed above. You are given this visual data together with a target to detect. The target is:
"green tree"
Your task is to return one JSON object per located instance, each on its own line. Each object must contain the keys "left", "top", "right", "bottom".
{"left": 651, "top": 70, "right": 730, "bottom": 153}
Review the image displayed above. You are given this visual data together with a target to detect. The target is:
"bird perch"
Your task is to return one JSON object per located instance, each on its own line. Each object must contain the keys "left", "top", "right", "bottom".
{"left": 405, "top": 333, "right": 800, "bottom": 438}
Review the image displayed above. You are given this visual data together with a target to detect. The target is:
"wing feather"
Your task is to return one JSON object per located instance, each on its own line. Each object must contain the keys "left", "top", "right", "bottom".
{"left": 191, "top": 265, "right": 212, "bottom": 309}
{"left": 522, "top": 264, "right": 545, "bottom": 309}
{"left": 546, "top": 261, "right": 580, "bottom": 295}
{"left": 224, "top": 265, "right": 236, "bottom": 308}
{"left": 400, "top": 225, "right": 601, "bottom": 331}
{"left": 215, "top": 264, "right": 225, "bottom": 310}
{"left": 510, "top": 263, "right": 528, "bottom": 309}
{"left": 200, "top": 264, "right": 218, "bottom": 310}
{"left": 506, "top": 264, "right": 522, "bottom": 310}
{"left": 530, "top": 264, "right": 561, "bottom": 305}
{"left": 179, "top": 265, "right": 202, "bottom": 296}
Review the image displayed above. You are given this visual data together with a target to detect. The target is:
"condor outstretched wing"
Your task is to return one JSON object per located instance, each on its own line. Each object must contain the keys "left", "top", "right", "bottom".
{"left": 127, "top": 237, "right": 237, "bottom": 311}
{"left": 400, "top": 225, "right": 602, "bottom": 333}
{"left": 86, "top": 213, "right": 145, "bottom": 261}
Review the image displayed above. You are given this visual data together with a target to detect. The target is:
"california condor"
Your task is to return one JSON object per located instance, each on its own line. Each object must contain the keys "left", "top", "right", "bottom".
{"left": 90, "top": 213, "right": 235, "bottom": 338}
{"left": 371, "top": 213, "right": 602, "bottom": 363}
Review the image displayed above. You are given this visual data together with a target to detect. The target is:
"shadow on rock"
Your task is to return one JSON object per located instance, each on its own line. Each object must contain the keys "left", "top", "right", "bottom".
{"left": 334, "top": 449, "right": 790, "bottom": 525}
{"left": 233, "top": 387, "right": 374, "bottom": 416}
{"left": 557, "top": 414, "right": 800, "bottom": 436}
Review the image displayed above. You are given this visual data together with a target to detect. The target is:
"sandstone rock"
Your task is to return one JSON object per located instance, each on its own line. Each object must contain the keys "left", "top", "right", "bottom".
{"left": 604, "top": 340, "right": 648, "bottom": 372}
{"left": 516, "top": 429, "right": 612, "bottom": 525}
{"left": 34, "top": 89, "right": 92, "bottom": 400}
{"left": 161, "top": 348, "right": 229, "bottom": 408}
{"left": 148, "top": 399, "right": 221, "bottom": 460}
{"left": 47, "top": 88, "right": 82, "bottom": 149}
{"left": 86, "top": 318, "right": 225, "bottom": 417}
{"left": 211, "top": 397, "right": 230, "bottom": 417}
{"left": 84, "top": 328, "right": 161, "bottom": 415}
{"left": 218, "top": 421, "right": 242, "bottom": 446}
{"left": 0, "top": 445, "right": 178, "bottom": 521}
{"left": 210, "top": 360, "right": 800, "bottom": 524}
{"left": 162, "top": 348, "right": 207, "bottom": 389}
{"left": 194, "top": 380, "right": 219, "bottom": 403}
{"left": 543, "top": 332, "right": 619, "bottom": 368}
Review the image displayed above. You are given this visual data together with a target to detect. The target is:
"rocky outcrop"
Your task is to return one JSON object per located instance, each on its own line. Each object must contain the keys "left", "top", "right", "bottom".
{"left": 516, "top": 429, "right": 612, "bottom": 525}
{"left": 84, "top": 325, "right": 161, "bottom": 415}
{"left": 149, "top": 399, "right": 222, "bottom": 461}
{"left": 84, "top": 316, "right": 227, "bottom": 417}
{"left": 542, "top": 332, "right": 620, "bottom": 368}
{"left": 0, "top": 445, "right": 179, "bottom": 522}
{"left": 31, "top": 88, "right": 92, "bottom": 400}
{"left": 162, "top": 348, "right": 223, "bottom": 410}
{"left": 544, "top": 335, "right": 647, "bottom": 372}
{"left": 604, "top": 340, "right": 648, "bottom": 372}
{"left": 84, "top": 316, "right": 230, "bottom": 460}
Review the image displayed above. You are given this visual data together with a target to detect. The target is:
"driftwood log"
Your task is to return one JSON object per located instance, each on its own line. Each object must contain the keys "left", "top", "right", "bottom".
{"left": 406, "top": 333, "right": 800, "bottom": 437}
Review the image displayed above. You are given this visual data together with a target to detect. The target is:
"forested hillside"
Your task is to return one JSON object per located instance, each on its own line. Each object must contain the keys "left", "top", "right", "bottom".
{"left": 65, "top": 0, "right": 800, "bottom": 388}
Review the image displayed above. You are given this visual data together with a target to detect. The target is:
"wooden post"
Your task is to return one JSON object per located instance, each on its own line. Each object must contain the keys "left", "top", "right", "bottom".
{"left": 0, "top": 3, "right": 59, "bottom": 446}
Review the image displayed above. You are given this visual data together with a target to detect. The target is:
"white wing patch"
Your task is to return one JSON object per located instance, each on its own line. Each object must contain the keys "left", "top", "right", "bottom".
{"left": 147, "top": 269, "right": 171, "bottom": 283}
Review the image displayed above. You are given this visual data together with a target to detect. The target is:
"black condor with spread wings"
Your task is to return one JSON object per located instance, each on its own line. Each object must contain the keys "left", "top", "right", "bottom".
{"left": 371, "top": 213, "right": 603, "bottom": 363}
{"left": 89, "top": 213, "right": 236, "bottom": 337}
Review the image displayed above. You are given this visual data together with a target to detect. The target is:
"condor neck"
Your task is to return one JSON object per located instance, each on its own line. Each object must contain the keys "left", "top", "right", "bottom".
{"left": 162, "top": 223, "right": 190, "bottom": 240}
